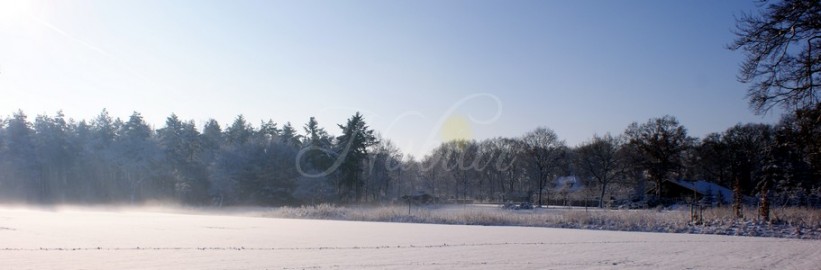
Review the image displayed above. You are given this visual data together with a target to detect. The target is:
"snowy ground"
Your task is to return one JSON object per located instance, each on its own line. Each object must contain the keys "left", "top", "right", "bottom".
{"left": 1, "top": 207, "right": 819, "bottom": 269}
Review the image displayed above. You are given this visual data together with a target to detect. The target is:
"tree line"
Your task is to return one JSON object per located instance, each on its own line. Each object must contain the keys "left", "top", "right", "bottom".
{"left": 0, "top": 107, "right": 818, "bottom": 211}
{"left": 0, "top": 110, "right": 383, "bottom": 206}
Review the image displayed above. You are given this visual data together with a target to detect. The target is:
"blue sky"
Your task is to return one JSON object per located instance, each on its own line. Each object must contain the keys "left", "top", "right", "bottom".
{"left": 0, "top": 0, "right": 779, "bottom": 157}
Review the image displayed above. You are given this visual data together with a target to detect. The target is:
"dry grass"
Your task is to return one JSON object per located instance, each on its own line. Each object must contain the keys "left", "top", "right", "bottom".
{"left": 266, "top": 204, "right": 821, "bottom": 239}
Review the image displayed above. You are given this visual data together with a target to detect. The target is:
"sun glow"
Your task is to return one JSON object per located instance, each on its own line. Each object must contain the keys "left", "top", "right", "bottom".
{"left": 440, "top": 114, "right": 473, "bottom": 142}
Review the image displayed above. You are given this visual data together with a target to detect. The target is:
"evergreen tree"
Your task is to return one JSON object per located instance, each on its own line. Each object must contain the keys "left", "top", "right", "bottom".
{"left": 33, "top": 111, "right": 77, "bottom": 203}
{"left": 114, "top": 112, "right": 161, "bottom": 203}
{"left": 158, "top": 114, "right": 208, "bottom": 203}
{"left": 225, "top": 115, "right": 252, "bottom": 145}
{"left": 300, "top": 117, "right": 332, "bottom": 172}
{"left": 335, "top": 112, "right": 377, "bottom": 202}
{"left": 0, "top": 111, "right": 37, "bottom": 201}
{"left": 200, "top": 119, "right": 223, "bottom": 162}
{"left": 280, "top": 122, "right": 301, "bottom": 148}
{"left": 257, "top": 119, "right": 279, "bottom": 142}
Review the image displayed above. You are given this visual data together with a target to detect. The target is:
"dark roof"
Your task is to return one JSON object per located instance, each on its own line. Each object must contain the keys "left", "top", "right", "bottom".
{"left": 664, "top": 179, "right": 754, "bottom": 204}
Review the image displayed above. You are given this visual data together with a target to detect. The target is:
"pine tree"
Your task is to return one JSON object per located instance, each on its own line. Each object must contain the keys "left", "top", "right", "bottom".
{"left": 1, "top": 111, "right": 37, "bottom": 201}
{"left": 335, "top": 112, "right": 377, "bottom": 202}
{"left": 226, "top": 115, "right": 252, "bottom": 145}
{"left": 159, "top": 114, "right": 206, "bottom": 203}
{"left": 115, "top": 112, "right": 160, "bottom": 203}
{"left": 280, "top": 122, "right": 301, "bottom": 148}
{"left": 301, "top": 117, "right": 332, "bottom": 171}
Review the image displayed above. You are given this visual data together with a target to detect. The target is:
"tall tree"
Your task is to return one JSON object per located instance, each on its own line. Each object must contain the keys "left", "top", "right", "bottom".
{"left": 694, "top": 133, "right": 733, "bottom": 186}
{"left": 440, "top": 140, "right": 482, "bottom": 203}
{"left": 476, "top": 138, "right": 519, "bottom": 200}
{"left": 521, "top": 127, "right": 565, "bottom": 207}
{"left": 280, "top": 122, "right": 301, "bottom": 148}
{"left": 33, "top": 111, "right": 77, "bottom": 203}
{"left": 303, "top": 117, "right": 330, "bottom": 147}
{"left": 114, "top": 112, "right": 160, "bottom": 203}
{"left": 200, "top": 119, "right": 223, "bottom": 162}
{"left": 158, "top": 114, "right": 207, "bottom": 203}
{"left": 496, "top": 138, "right": 528, "bottom": 199}
{"left": 0, "top": 111, "right": 37, "bottom": 201}
{"left": 225, "top": 115, "right": 252, "bottom": 145}
{"left": 365, "top": 137, "right": 403, "bottom": 202}
{"left": 729, "top": 0, "right": 821, "bottom": 113}
{"left": 625, "top": 116, "right": 693, "bottom": 198}
{"left": 293, "top": 117, "right": 336, "bottom": 203}
{"left": 724, "top": 124, "right": 773, "bottom": 201}
{"left": 769, "top": 109, "right": 818, "bottom": 196}
{"left": 779, "top": 105, "right": 821, "bottom": 187}
{"left": 300, "top": 116, "right": 333, "bottom": 171}
{"left": 575, "top": 134, "right": 623, "bottom": 208}
{"left": 201, "top": 119, "right": 230, "bottom": 205}
{"left": 257, "top": 119, "right": 279, "bottom": 141}
{"left": 335, "top": 112, "right": 377, "bottom": 202}
{"left": 87, "top": 109, "right": 121, "bottom": 202}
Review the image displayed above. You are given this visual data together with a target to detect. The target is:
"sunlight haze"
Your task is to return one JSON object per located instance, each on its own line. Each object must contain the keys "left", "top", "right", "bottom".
{"left": 1, "top": 0, "right": 778, "bottom": 156}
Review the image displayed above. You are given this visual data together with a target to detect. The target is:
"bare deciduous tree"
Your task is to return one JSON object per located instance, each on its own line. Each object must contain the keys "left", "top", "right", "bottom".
{"left": 729, "top": 0, "right": 821, "bottom": 114}
{"left": 576, "top": 134, "right": 623, "bottom": 208}
{"left": 522, "top": 128, "right": 566, "bottom": 208}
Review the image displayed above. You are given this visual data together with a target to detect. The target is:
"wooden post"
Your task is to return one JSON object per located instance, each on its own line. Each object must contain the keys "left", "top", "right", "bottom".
{"left": 408, "top": 198, "right": 411, "bottom": 215}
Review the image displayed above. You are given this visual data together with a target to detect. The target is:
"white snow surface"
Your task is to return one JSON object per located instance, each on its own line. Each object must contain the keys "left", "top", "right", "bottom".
{"left": 0, "top": 207, "right": 819, "bottom": 269}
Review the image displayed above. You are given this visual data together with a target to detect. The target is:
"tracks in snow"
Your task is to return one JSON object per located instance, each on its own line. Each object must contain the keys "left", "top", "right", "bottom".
{"left": 0, "top": 238, "right": 794, "bottom": 252}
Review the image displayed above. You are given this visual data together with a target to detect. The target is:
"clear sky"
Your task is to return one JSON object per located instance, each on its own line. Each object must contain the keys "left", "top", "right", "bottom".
{"left": 0, "top": 0, "right": 780, "bottom": 157}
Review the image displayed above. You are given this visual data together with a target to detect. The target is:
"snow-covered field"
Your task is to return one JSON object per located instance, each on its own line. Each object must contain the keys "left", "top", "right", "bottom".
{"left": 1, "top": 207, "right": 819, "bottom": 269}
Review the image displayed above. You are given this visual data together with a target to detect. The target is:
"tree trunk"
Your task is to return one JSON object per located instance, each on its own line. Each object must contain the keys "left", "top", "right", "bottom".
{"left": 655, "top": 178, "right": 663, "bottom": 198}
{"left": 733, "top": 176, "right": 742, "bottom": 218}
{"left": 537, "top": 178, "right": 544, "bottom": 208}
{"left": 759, "top": 179, "right": 770, "bottom": 222}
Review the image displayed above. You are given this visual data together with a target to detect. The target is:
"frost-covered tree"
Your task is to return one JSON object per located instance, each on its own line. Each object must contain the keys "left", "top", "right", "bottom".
{"left": 114, "top": 112, "right": 162, "bottom": 203}
{"left": 475, "top": 138, "right": 520, "bottom": 200}
{"left": 158, "top": 114, "right": 208, "bottom": 203}
{"left": 0, "top": 111, "right": 37, "bottom": 201}
{"left": 443, "top": 140, "right": 483, "bottom": 203}
{"left": 33, "top": 111, "right": 77, "bottom": 203}
{"left": 364, "top": 137, "right": 403, "bottom": 202}
{"left": 225, "top": 115, "right": 252, "bottom": 145}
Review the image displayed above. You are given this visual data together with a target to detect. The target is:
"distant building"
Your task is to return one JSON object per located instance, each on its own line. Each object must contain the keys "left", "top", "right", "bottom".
{"left": 661, "top": 179, "right": 755, "bottom": 205}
